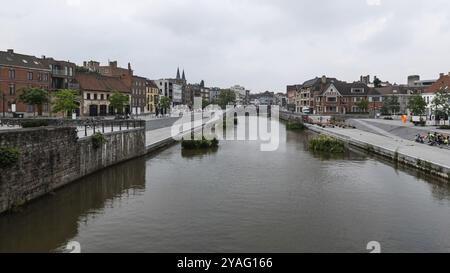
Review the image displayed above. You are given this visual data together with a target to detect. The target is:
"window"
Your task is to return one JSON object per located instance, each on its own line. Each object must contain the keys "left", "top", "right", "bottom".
{"left": 43, "top": 73, "right": 49, "bottom": 82}
{"left": 9, "top": 84, "right": 15, "bottom": 95}
{"left": 327, "top": 97, "right": 337, "bottom": 102}
{"left": 351, "top": 88, "right": 364, "bottom": 94}
{"left": 107, "top": 94, "right": 110, "bottom": 100}
{"left": 27, "top": 104, "right": 34, "bottom": 113}
{"left": 94, "top": 94, "right": 98, "bottom": 100}
{"left": 87, "top": 93, "right": 91, "bottom": 100}
{"left": 101, "top": 94, "right": 104, "bottom": 100}
{"left": 69, "top": 67, "right": 73, "bottom": 77}
{"left": 27, "top": 72, "right": 33, "bottom": 80}
{"left": 8, "top": 69, "right": 15, "bottom": 79}
{"left": 38, "top": 73, "right": 42, "bottom": 81}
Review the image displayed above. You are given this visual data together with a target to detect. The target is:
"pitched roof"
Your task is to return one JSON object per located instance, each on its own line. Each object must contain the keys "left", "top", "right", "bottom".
{"left": 375, "top": 85, "right": 426, "bottom": 95}
{"left": 75, "top": 72, "right": 130, "bottom": 93}
{"left": 146, "top": 80, "right": 159, "bottom": 89}
{"left": 0, "top": 50, "right": 50, "bottom": 70}
{"left": 319, "top": 81, "right": 370, "bottom": 96}
{"left": 425, "top": 74, "right": 450, "bottom": 94}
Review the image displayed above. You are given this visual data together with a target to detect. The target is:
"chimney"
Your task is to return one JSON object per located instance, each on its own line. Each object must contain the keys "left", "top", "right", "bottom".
{"left": 321, "top": 75, "right": 327, "bottom": 84}
{"left": 440, "top": 73, "right": 445, "bottom": 78}
{"left": 7, "top": 49, "right": 14, "bottom": 54}
{"left": 83, "top": 61, "right": 87, "bottom": 67}
{"left": 41, "top": 55, "right": 46, "bottom": 60}
{"left": 128, "top": 62, "right": 132, "bottom": 71}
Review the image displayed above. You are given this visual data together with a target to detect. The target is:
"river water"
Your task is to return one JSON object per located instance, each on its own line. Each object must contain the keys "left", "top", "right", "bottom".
{"left": 1, "top": 121, "right": 450, "bottom": 253}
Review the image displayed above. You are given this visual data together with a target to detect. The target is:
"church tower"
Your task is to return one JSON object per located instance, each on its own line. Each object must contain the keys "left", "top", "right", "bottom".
{"left": 176, "top": 67, "right": 181, "bottom": 80}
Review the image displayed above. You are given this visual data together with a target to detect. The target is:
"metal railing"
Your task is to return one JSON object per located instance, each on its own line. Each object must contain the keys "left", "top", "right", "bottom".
{"left": 0, "top": 118, "right": 146, "bottom": 137}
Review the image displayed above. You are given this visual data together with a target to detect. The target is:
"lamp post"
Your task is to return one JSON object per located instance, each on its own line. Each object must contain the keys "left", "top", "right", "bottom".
{"left": 2, "top": 91, "right": 5, "bottom": 118}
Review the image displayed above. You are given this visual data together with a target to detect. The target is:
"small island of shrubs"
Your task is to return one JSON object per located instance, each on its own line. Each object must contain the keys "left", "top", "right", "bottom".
{"left": 309, "top": 135, "right": 346, "bottom": 154}
{"left": 286, "top": 122, "right": 306, "bottom": 130}
{"left": 182, "top": 137, "right": 219, "bottom": 150}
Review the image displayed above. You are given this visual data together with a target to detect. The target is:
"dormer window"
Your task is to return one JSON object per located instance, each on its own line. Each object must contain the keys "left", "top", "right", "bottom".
{"left": 351, "top": 88, "right": 364, "bottom": 93}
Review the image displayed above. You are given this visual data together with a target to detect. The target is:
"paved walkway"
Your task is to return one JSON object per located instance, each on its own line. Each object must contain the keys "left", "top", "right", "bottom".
{"left": 310, "top": 124, "right": 450, "bottom": 172}
{"left": 347, "top": 119, "right": 450, "bottom": 151}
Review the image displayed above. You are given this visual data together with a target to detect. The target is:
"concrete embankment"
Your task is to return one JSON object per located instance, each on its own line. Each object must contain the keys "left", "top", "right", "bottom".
{"left": 280, "top": 112, "right": 450, "bottom": 181}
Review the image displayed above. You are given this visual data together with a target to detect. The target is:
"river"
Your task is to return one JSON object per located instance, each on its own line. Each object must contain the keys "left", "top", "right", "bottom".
{"left": 1, "top": 120, "right": 450, "bottom": 253}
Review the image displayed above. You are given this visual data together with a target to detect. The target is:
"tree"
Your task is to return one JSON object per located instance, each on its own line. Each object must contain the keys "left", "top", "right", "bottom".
{"left": 18, "top": 88, "right": 49, "bottom": 116}
{"left": 373, "top": 77, "right": 382, "bottom": 88}
{"left": 381, "top": 96, "right": 400, "bottom": 115}
{"left": 407, "top": 95, "right": 427, "bottom": 116}
{"left": 355, "top": 99, "right": 369, "bottom": 113}
{"left": 218, "top": 90, "right": 236, "bottom": 109}
{"left": 108, "top": 91, "right": 129, "bottom": 114}
{"left": 52, "top": 89, "right": 80, "bottom": 117}
{"left": 432, "top": 88, "right": 450, "bottom": 124}
{"left": 202, "top": 99, "right": 210, "bottom": 109}
{"left": 159, "top": 96, "right": 171, "bottom": 114}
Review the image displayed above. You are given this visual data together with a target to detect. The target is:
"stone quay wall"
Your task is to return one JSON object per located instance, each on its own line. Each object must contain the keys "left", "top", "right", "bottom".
{"left": 0, "top": 127, "right": 145, "bottom": 214}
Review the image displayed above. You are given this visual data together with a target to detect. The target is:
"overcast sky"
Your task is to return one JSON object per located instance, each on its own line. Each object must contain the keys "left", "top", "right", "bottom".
{"left": 1, "top": 0, "right": 450, "bottom": 92}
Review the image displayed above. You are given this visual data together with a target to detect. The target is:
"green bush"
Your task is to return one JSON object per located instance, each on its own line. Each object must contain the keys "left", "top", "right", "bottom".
{"left": 21, "top": 119, "right": 49, "bottom": 128}
{"left": 309, "top": 135, "right": 345, "bottom": 153}
{"left": 92, "top": 132, "right": 107, "bottom": 149}
{"left": 287, "top": 122, "right": 306, "bottom": 130}
{"left": 0, "top": 147, "right": 20, "bottom": 168}
{"left": 181, "top": 137, "right": 219, "bottom": 150}
{"left": 439, "top": 125, "right": 450, "bottom": 130}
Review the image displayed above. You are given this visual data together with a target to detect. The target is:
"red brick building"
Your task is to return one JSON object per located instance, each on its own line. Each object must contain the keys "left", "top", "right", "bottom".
{"left": 314, "top": 80, "right": 373, "bottom": 115}
{"left": 83, "top": 60, "right": 147, "bottom": 115}
{"left": 0, "top": 49, "right": 51, "bottom": 116}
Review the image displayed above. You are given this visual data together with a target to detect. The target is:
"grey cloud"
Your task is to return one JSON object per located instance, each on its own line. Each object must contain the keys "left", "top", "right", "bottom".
{"left": 1, "top": 0, "right": 450, "bottom": 91}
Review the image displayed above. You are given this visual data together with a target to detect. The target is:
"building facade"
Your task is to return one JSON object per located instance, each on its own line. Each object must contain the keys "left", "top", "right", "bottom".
{"left": 315, "top": 81, "right": 372, "bottom": 115}
{"left": 0, "top": 49, "right": 51, "bottom": 116}
{"left": 145, "top": 80, "right": 159, "bottom": 114}
{"left": 132, "top": 76, "right": 147, "bottom": 115}
{"left": 75, "top": 72, "right": 131, "bottom": 116}
{"left": 42, "top": 57, "right": 77, "bottom": 91}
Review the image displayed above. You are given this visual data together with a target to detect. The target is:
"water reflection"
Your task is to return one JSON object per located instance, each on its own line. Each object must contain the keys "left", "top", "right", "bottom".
{"left": 0, "top": 158, "right": 146, "bottom": 253}
{"left": 2, "top": 120, "right": 450, "bottom": 252}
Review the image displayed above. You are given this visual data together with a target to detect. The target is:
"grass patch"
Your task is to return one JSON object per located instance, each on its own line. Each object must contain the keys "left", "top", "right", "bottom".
{"left": 309, "top": 135, "right": 345, "bottom": 153}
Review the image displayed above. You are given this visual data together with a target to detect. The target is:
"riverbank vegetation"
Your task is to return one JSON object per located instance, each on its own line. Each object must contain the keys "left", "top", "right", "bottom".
{"left": 309, "top": 135, "right": 345, "bottom": 153}
{"left": 286, "top": 122, "right": 306, "bottom": 130}
{"left": 0, "top": 146, "right": 20, "bottom": 168}
{"left": 181, "top": 137, "right": 219, "bottom": 150}
{"left": 92, "top": 132, "right": 108, "bottom": 149}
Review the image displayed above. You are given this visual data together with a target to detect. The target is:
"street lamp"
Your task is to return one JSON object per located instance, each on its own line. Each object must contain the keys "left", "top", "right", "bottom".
{"left": 1, "top": 91, "right": 5, "bottom": 118}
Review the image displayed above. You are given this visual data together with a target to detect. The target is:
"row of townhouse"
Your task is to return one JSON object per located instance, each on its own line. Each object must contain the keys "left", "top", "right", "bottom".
{"left": 289, "top": 73, "right": 450, "bottom": 116}
{"left": 0, "top": 49, "right": 161, "bottom": 117}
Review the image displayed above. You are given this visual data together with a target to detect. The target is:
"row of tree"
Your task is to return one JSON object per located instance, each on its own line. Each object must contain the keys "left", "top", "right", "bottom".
{"left": 407, "top": 88, "right": 450, "bottom": 120}
{"left": 352, "top": 88, "right": 450, "bottom": 119}
{"left": 14, "top": 88, "right": 138, "bottom": 117}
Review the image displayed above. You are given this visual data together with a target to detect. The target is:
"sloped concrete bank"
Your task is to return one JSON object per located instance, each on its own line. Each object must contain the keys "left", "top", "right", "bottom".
{"left": 306, "top": 124, "right": 450, "bottom": 182}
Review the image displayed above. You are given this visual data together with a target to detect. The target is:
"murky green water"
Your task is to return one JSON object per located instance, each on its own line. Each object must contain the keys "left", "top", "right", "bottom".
{"left": 1, "top": 121, "right": 450, "bottom": 253}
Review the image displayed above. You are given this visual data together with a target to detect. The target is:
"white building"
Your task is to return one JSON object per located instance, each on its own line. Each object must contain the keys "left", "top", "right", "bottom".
{"left": 173, "top": 83, "right": 183, "bottom": 105}
{"left": 230, "top": 85, "right": 247, "bottom": 105}
{"left": 153, "top": 79, "right": 182, "bottom": 106}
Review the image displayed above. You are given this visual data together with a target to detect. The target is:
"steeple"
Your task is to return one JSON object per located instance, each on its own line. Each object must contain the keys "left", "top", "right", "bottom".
{"left": 182, "top": 70, "right": 186, "bottom": 81}
{"left": 176, "top": 67, "right": 181, "bottom": 80}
